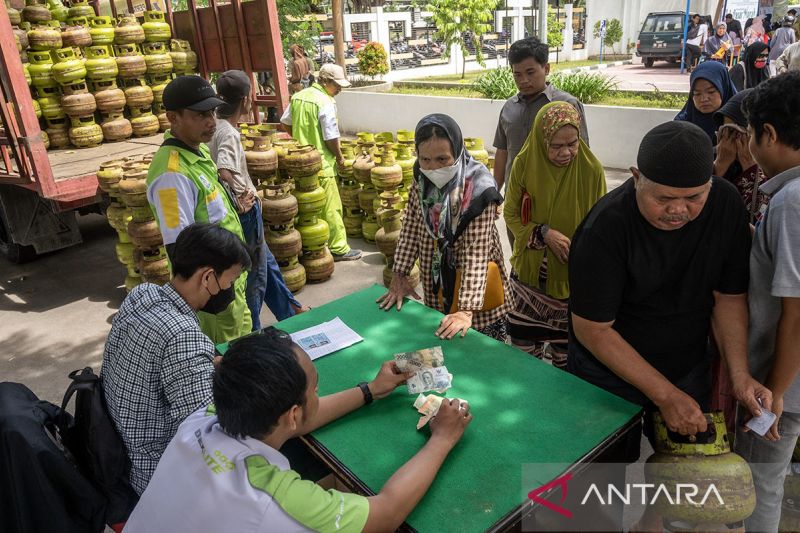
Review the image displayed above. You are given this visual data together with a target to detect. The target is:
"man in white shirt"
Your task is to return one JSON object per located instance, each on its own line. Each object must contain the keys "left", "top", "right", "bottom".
{"left": 686, "top": 13, "right": 707, "bottom": 71}
{"left": 125, "top": 328, "right": 473, "bottom": 532}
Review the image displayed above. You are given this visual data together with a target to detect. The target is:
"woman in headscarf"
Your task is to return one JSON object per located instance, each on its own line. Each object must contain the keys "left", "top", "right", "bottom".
{"left": 675, "top": 61, "right": 738, "bottom": 144}
{"left": 503, "top": 102, "right": 605, "bottom": 368}
{"left": 729, "top": 41, "right": 770, "bottom": 90}
{"left": 712, "top": 89, "right": 771, "bottom": 223}
{"left": 744, "top": 16, "right": 767, "bottom": 46}
{"left": 705, "top": 22, "right": 734, "bottom": 63}
{"left": 377, "top": 114, "right": 511, "bottom": 341}
{"left": 287, "top": 44, "right": 311, "bottom": 94}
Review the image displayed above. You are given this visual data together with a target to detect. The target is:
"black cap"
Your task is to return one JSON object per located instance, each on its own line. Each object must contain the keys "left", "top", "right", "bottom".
{"left": 162, "top": 75, "right": 224, "bottom": 112}
{"left": 637, "top": 122, "right": 713, "bottom": 188}
{"left": 714, "top": 89, "right": 752, "bottom": 129}
{"left": 216, "top": 70, "right": 251, "bottom": 101}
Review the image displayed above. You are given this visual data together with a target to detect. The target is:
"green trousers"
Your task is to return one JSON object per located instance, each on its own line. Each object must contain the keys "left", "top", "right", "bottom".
{"left": 320, "top": 175, "right": 350, "bottom": 255}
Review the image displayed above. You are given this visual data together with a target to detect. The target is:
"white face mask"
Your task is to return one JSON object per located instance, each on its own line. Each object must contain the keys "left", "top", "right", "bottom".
{"left": 421, "top": 161, "right": 459, "bottom": 189}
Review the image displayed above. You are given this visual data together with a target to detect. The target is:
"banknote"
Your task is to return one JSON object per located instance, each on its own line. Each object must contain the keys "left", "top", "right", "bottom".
{"left": 413, "top": 394, "right": 466, "bottom": 429}
{"left": 394, "top": 346, "right": 444, "bottom": 372}
{"left": 407, "top": 366, "right": 452, "bottom": 395}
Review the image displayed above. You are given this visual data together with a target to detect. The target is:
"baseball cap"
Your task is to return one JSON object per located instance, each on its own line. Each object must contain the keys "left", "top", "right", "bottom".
{"left": 318, "top": 63, "right": 351, "bottom": 88}
{"left": 216, "top": 70, "right": 252, "bottom": 101}
{"left": 162, "top": 75, "right": 224, "bottom": 112}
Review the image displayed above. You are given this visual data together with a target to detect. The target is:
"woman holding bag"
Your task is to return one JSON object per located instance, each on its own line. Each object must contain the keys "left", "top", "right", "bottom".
{"left": 377, "top": 114, "right": 511, "bottom": 341}
{"left": 503, "top": 102, "right": 606, "bottom": 368}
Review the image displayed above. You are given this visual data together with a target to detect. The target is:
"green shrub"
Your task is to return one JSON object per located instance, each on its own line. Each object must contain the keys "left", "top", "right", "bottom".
{"left": 549, "top": 71, "right": 618, "bottom": 104}
{"left": 472, "top": 67, "right": 517, "bottom": 100}
{"left": 357, "top": 42, "right": 389, "bottom": 79}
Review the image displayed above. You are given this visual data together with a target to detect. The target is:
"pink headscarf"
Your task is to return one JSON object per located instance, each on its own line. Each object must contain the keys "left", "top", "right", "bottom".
{"left": 745, "top": 16, "right": 766, "bottom": 45}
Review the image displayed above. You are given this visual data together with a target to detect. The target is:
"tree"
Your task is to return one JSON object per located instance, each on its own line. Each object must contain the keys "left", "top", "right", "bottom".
{"left": 592, "top": 18, "right": 623, "bottom": 57}
{"left": 277, "top": 0, "right": 323, "bottom": 60}
{"left": 357, "top": 41, "right": 389, "bottom": 78}
{"left": 426, "top": 0, "right": 500, "bottom": 79}
{"left": 547, "top": 8, "right": 564, "bottom": 49}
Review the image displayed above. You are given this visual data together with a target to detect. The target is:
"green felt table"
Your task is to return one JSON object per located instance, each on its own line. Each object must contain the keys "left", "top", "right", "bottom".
{"left": 219, "top": 285, "right": 641, "bottom": 532}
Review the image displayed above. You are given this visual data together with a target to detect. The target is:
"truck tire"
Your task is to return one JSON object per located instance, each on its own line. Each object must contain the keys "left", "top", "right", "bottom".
{"left": 643, "top": 58, "right": 655, "bottom": 68}
{"left": 0, "top": 206, "right": 37, "bottom": 263}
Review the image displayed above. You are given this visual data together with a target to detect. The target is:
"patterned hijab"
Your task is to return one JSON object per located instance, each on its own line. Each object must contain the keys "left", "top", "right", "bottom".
{"left": 507, "top": 101, "right": 605, "bottom": 299}
{"left": 413, "top": 113, "right": 502, "bottom": 313}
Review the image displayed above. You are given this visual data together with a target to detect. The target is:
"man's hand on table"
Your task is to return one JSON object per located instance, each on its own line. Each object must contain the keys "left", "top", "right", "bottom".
{"left": 368, "top": 361, "right": 412, "bottom": 400}
{"left": 429, "top": 399, "right": 472, "bottom": 448}
{"left": 656, "top": 387, "right": 708, "bottom": 436}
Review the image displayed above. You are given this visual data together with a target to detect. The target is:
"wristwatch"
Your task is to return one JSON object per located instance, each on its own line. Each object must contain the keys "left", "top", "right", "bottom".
{"left": 357, "top": 382, "right": 373, "bottom": 405}
{"left": 540, "top": 224, "right": 551, "bottom": 238}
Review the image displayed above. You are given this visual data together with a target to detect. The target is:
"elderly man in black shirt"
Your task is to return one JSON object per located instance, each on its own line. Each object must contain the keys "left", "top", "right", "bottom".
{"left": 567, "top": 120, "right": 771, "bottom": 528}
{"left": 568, "top": 121, "right": 769, "bottom": 434}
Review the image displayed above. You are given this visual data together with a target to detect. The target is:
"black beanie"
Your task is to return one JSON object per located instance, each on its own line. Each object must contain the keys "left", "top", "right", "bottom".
{"left": 637, "top": 121, "right": 713, "bottom": 188}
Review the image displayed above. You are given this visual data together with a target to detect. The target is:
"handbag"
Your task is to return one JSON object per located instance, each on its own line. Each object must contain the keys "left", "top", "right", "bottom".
{"left": 438, "top": 261, "right": 505, "bottom": 314}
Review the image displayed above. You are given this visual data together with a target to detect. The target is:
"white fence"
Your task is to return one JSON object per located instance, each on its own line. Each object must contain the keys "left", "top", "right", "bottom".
{"left": 336, "top": 90, "right": 677, "bottom": 170}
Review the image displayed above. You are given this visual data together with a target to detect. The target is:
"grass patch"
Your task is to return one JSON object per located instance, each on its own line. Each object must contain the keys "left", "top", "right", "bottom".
{"left": 408, "top": 59, "right": 622, "bottom": 83}
{"left": 388, "top": 85, "right": 484, "bottom": 98}
{"left": 387, "top": 84, "right": 684, "bottom": 109}
{"left": 599, "top": 91, "right": 685, "bottom": 109}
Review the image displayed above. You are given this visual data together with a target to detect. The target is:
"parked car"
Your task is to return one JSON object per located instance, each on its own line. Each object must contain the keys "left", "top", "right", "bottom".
{"left": 636, "top": 11, "right": 686, "bottom": 68}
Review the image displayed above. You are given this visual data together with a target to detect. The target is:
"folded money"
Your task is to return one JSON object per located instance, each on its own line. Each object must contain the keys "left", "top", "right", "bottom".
{"left": 394, "top": 346, "right": 444, "bottom": 372}
{"left": 413, "top": 394, "right": 466, "bottom": 430}
{"left": 407, "top": 366, "right": 452, "bottom": 395}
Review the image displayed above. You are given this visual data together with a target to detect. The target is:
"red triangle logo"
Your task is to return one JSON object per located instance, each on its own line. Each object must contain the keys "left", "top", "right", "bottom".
{"left": 527, "top": 473, "right": 574, "bottom": 518}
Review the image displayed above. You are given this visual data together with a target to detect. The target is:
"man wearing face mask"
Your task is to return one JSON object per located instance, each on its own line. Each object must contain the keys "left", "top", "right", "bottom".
{"left": 280, "top": 63, "right": 361, "bottom": 261}
{"left": 101, "top": 223, "right": 252, "bottom": 496}
{"left": 147, "top": 76, "right": 252, "bottom": 344}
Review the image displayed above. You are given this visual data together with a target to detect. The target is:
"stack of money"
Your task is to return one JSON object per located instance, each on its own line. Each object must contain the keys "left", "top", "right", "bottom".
{"left": 413, "top": 394, "right": 467, "bottom": 430}
{"left": 394, "top": 346, "right": 453, "bottom": 395}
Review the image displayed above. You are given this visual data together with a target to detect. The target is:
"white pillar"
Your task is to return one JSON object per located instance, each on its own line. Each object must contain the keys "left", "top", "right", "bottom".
{"left": 562, "top": 3, "right": 574, "bottom": 61}
{"left": 516, "top": 2, "right": 524, "bottom": 41}
{"left": 538, "top": 0, "right": 548, "bottom": 43}
{"left": 343, "top": 14, "right": 353, "bottom": 42}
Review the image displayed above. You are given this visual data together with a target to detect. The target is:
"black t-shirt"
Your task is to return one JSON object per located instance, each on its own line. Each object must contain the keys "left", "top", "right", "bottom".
{"left": 567, "top": 177, "right": 751, "bottom": 405}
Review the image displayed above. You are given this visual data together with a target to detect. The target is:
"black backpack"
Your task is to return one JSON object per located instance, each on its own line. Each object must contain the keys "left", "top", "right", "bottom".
{"left": 58, "top": 367, "right": 139, "bottom": 526}
{"left": 0, "top": 382, "right": 107, "bottom": 533}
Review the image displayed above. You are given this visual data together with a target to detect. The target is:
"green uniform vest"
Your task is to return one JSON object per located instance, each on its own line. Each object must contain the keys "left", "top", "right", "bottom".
{"left": 289, "top": 83, "right": 337, "bottom": 178}
{"left": 146, "top": 132, "right": 252, "bottom": 343}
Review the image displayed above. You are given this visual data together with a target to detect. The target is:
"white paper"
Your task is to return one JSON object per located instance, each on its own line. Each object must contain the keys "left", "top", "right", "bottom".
{"left": 745, "top": 409, "right": 777, "bottom": 437}
{"left": 290, "top": 317, "right": 363, "bottom": 361}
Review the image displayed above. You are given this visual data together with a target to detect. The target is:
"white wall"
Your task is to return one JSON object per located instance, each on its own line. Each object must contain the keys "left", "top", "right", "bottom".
{"left": 336, "top": 90, "right": 677, "bottom": 169}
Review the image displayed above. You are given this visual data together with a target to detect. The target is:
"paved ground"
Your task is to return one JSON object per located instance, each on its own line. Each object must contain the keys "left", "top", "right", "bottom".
{"left": 603, "top": 61, "right": 690, "bottom": 93}
{"left": 1, "top": 168, "right": 630, "bottom": 404}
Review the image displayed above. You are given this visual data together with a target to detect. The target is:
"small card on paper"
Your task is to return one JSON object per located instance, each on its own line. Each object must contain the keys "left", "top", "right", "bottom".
{"left": 290, "top": 317, "right": 363, "bottom": 361}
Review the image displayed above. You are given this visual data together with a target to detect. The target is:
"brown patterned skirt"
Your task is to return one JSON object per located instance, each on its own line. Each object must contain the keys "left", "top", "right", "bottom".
{"left": 508, "top": 273, "right": 569, "bottom": 368}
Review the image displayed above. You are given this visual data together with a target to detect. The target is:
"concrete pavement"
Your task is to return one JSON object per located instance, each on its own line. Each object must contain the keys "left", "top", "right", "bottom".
{"left": 603, "top": 62, "right": 690, "bottom": 93}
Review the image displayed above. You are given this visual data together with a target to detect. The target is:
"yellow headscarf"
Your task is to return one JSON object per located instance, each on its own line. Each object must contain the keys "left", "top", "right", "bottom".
{"left": 504, "top": 101, "right": 606, "bottom": 299}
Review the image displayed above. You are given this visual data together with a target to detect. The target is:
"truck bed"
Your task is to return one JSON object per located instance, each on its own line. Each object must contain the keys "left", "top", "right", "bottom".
{"left": 49, "top": 134, "right": 164, "bottom": 182}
